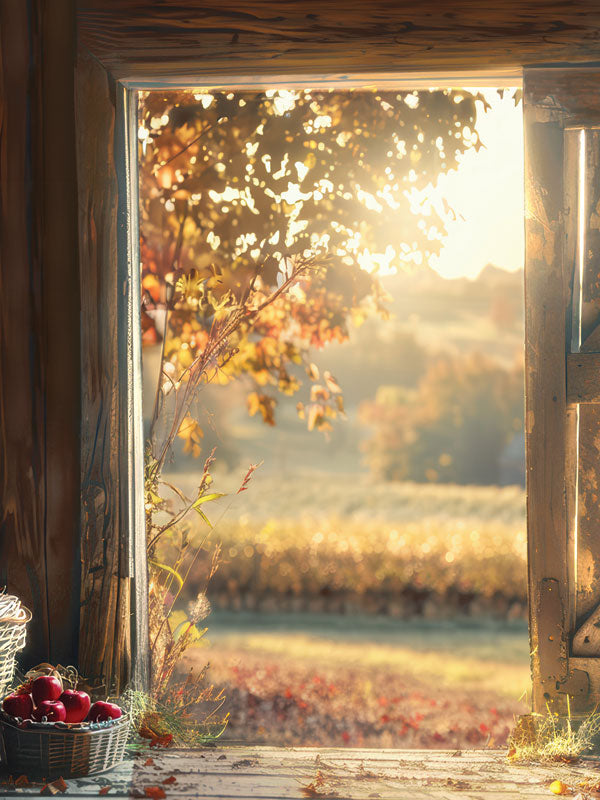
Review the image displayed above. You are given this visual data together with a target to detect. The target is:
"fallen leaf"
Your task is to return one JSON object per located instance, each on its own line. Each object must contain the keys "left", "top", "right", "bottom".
{"left": 144, "top": 758, "right": 155, "bottom": 767}
{"left": 300, "top": 771, "right": 339, "bottom": 799}
{"left": 231, "top": 758, "right": 258, "bottom": 769}
{"left": 301, "top": 785, "right": 339, "bottom": 799}
{"left": 149, "top": 734, "right": 173, "bottom": 748}
{"left": 99, "top": 789, "right": 111, "bottom": 796}
{"left": 144, "top": 788, "right": 166, "bottom": 800}
{"left": 40, "top": 778, "right": 68, "bottom": 796}
{"left": 163, "top": 776, "right": 177, "bottom": 785}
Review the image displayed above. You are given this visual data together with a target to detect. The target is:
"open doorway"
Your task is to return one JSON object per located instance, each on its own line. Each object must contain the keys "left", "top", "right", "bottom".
{"left": 139, "top": 84, "right": 527, "bottom": 748}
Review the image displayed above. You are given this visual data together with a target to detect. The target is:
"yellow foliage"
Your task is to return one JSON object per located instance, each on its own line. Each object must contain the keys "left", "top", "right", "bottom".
{"left": 177, "top": 415, "right": 204, "bottom": 458}
{"left": 168, "top": 610, "right": 208, "bottom": 647}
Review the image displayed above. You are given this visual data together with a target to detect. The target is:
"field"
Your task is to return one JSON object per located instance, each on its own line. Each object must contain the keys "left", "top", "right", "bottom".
{"left": 172, "top": 473, "right": 528, "bottom": 618}
{"left": 166, "top": 474, "right": 532, "bottom": 748}
{"left": 191, "top": 612, "right": 530, "bottom": 749}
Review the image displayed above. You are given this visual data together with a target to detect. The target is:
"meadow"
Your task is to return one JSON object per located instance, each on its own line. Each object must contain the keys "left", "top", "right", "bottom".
{"left": 194, "top": 612, "right": 531, "bottom": 748}
{"left": 174, "top": 473, "right": 528, "bottom": 619}
{"left": 173, "top": 474, "right": 532, "bottom": 747}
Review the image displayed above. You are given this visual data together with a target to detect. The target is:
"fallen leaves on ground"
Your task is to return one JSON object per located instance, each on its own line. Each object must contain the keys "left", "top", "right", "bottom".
{"left": 201, "top": 648, "right": 524, "bottom": 748}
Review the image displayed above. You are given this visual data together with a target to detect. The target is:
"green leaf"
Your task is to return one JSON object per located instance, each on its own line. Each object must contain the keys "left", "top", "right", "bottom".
{"left": 192, "top": 492, "right": 226, "bottom": 508}
{"left": 149, "top": 559, "right": 184, "bottom": 591}
{"left": 193, "top": 507, "right": 212, "bottom": 527}
{"left": 169, "top": 611, "right": 208, "bottom": 645}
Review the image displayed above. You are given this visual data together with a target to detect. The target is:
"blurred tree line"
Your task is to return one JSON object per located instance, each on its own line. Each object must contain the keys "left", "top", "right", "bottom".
{"left": 360, "top": 352, "right": 524, "bottom": 485}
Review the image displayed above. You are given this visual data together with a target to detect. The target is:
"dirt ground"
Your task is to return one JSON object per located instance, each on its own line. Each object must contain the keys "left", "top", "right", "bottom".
{"left": 191, "top": 612, "right": 530, "bottom": 749}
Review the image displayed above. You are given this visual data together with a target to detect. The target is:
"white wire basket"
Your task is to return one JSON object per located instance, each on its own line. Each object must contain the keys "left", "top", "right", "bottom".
{"left": 0, "top": 593, "right": 31, "bottom": 697}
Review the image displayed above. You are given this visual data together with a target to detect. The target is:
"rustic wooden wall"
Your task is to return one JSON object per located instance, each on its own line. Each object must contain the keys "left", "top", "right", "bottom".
{"left": 75, "top": 49, "right": 134, "bottom": 694}
{"left": 524, "top": 68, "right": 600, "bottom": 715}
{"left": 0, "top": 0, "right": 81, "bottom": 667}
{"left": 2, "top": 0, "right": 600, "bottom": 697}
{"left": 77, "top": 1, "right": 600, "bottom": 80}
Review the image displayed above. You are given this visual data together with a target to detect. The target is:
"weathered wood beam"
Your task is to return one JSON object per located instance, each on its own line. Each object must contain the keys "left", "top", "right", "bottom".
{"left": 571, "top": 129, "right": 600, "bottom": 639}
{"left": 76, "top": 49, "right": 149, "bottom": 694}
{"left": 77, "top": 1, "right": 600, "bottom": 81}
{"left": 566, "top": 353, "right": 600, "bottom": 403}
{"left": 524, "top": 70, "right": 572, "bottom": 715}
{"left": 0, "top": 0, "right": 81, "bottom": 666}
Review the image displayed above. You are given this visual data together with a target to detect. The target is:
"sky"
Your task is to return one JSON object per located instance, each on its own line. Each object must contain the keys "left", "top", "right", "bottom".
{"left": 426, "top": 89, "right": 524, "bottom": 280}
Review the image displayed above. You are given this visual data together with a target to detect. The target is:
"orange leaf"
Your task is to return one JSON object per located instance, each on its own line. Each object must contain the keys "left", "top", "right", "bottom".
{"left": 99, "top": 789, "right": 111, "bottom": 796}
{"left": 138, "top": 724, "right": 157, "bottom": 740}
{"left": 150, "top": 733, "right": 173, "bottom": 748}
{"left": 144, "top": 758, "right": 155, "bottom": 767}
{"left": 163, "top": 776, "right": 177, "bottom": 784}
{"left": 144, "top": 787, "right": 166, "bottom": 800}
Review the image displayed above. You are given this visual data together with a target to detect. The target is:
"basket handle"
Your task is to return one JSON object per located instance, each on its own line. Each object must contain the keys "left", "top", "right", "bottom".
{"left": 0, "top": 606, "right": 32, "bottom": 625}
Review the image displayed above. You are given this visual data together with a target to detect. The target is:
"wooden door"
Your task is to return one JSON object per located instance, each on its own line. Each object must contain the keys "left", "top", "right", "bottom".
{"left": 525, "top": 66, "right": 600, "bottom": 716}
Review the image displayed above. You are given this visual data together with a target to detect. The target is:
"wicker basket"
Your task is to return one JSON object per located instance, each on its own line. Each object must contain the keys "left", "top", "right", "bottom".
{"left": 0, "top": 594, "right": 31, "bottom": 697}
{"left": 0, "top": 711, "right": 130, "bottom": 779}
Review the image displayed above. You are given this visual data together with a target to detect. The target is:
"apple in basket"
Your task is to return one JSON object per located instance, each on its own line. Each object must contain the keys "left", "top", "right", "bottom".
{"left": 59, "top": 689, "right": 91, "bottom": 723}
{"left": 31, "top": 675, "right": 62, "bottom": 705}
{"left": 2, "top": 692, "right": 33, "bottom": 720}
{"left": 32, "top": 700, "right": 67, "bottom": 722}
{"left": 86, "top": 701, "right": 122, "bottom": 722}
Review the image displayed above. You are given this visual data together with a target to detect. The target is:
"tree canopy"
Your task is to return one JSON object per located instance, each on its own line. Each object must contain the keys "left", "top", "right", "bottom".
{"left": 139, "top": 87, "right": 488, "bottom": 443}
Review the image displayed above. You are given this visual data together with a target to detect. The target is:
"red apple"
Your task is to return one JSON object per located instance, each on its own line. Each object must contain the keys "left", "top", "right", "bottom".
{"left": 2, "top": 692, "right": 33, "bottom": 719}
{"left": 32, "top": 700, "right": 66, "bottom": 722}
{"left": 86, "top": 701, "right": 122, "bottom": 722}
{"left": 31, "top": 676, "right": 62, "bottom": 705}
{"left": 59, "top": 690, "right": 90, "bottom": 723}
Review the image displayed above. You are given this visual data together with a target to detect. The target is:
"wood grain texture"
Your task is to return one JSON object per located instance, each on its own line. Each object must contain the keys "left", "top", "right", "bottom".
{"left": 5, "top": 746, "right": 600, "bottom": 799}
{"left": 76, "top": 1, "right": 600, "bottom": 81}
{"left": 573, "top": 130, "right": 600, "bottom": 639}
{"left": 523, "top": 69, "right": 572, "bottom": 714}
{"left": 76, "top": 48, "right": 133, "bottom": 694}
{"left": 566, "top": 353, "right": 600, "bottom": 402}
{"left": 0, "top": 0, "right": 81, "bottom": 666}
{"left": 525, "top": 69, "right": 600, "bottom": 705}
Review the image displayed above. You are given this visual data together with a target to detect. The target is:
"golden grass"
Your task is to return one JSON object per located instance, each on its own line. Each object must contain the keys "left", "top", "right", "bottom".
{"left": 508, "top": 703, "right": 600, "bottom": 764}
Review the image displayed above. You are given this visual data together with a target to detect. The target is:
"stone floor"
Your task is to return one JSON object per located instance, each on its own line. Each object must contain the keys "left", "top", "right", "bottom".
{"left": 3, "top": 746, "right": 600, "bottom": 798}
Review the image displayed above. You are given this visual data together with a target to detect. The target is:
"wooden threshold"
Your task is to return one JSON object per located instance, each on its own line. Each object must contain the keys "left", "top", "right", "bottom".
{"left": 2, "top": 745, "right": 600, "bottom": 798}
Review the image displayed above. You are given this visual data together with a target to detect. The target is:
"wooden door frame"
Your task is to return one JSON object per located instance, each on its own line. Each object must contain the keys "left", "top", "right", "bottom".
{"left": 6, "top": 0, "right": 600, "bottom": 698}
